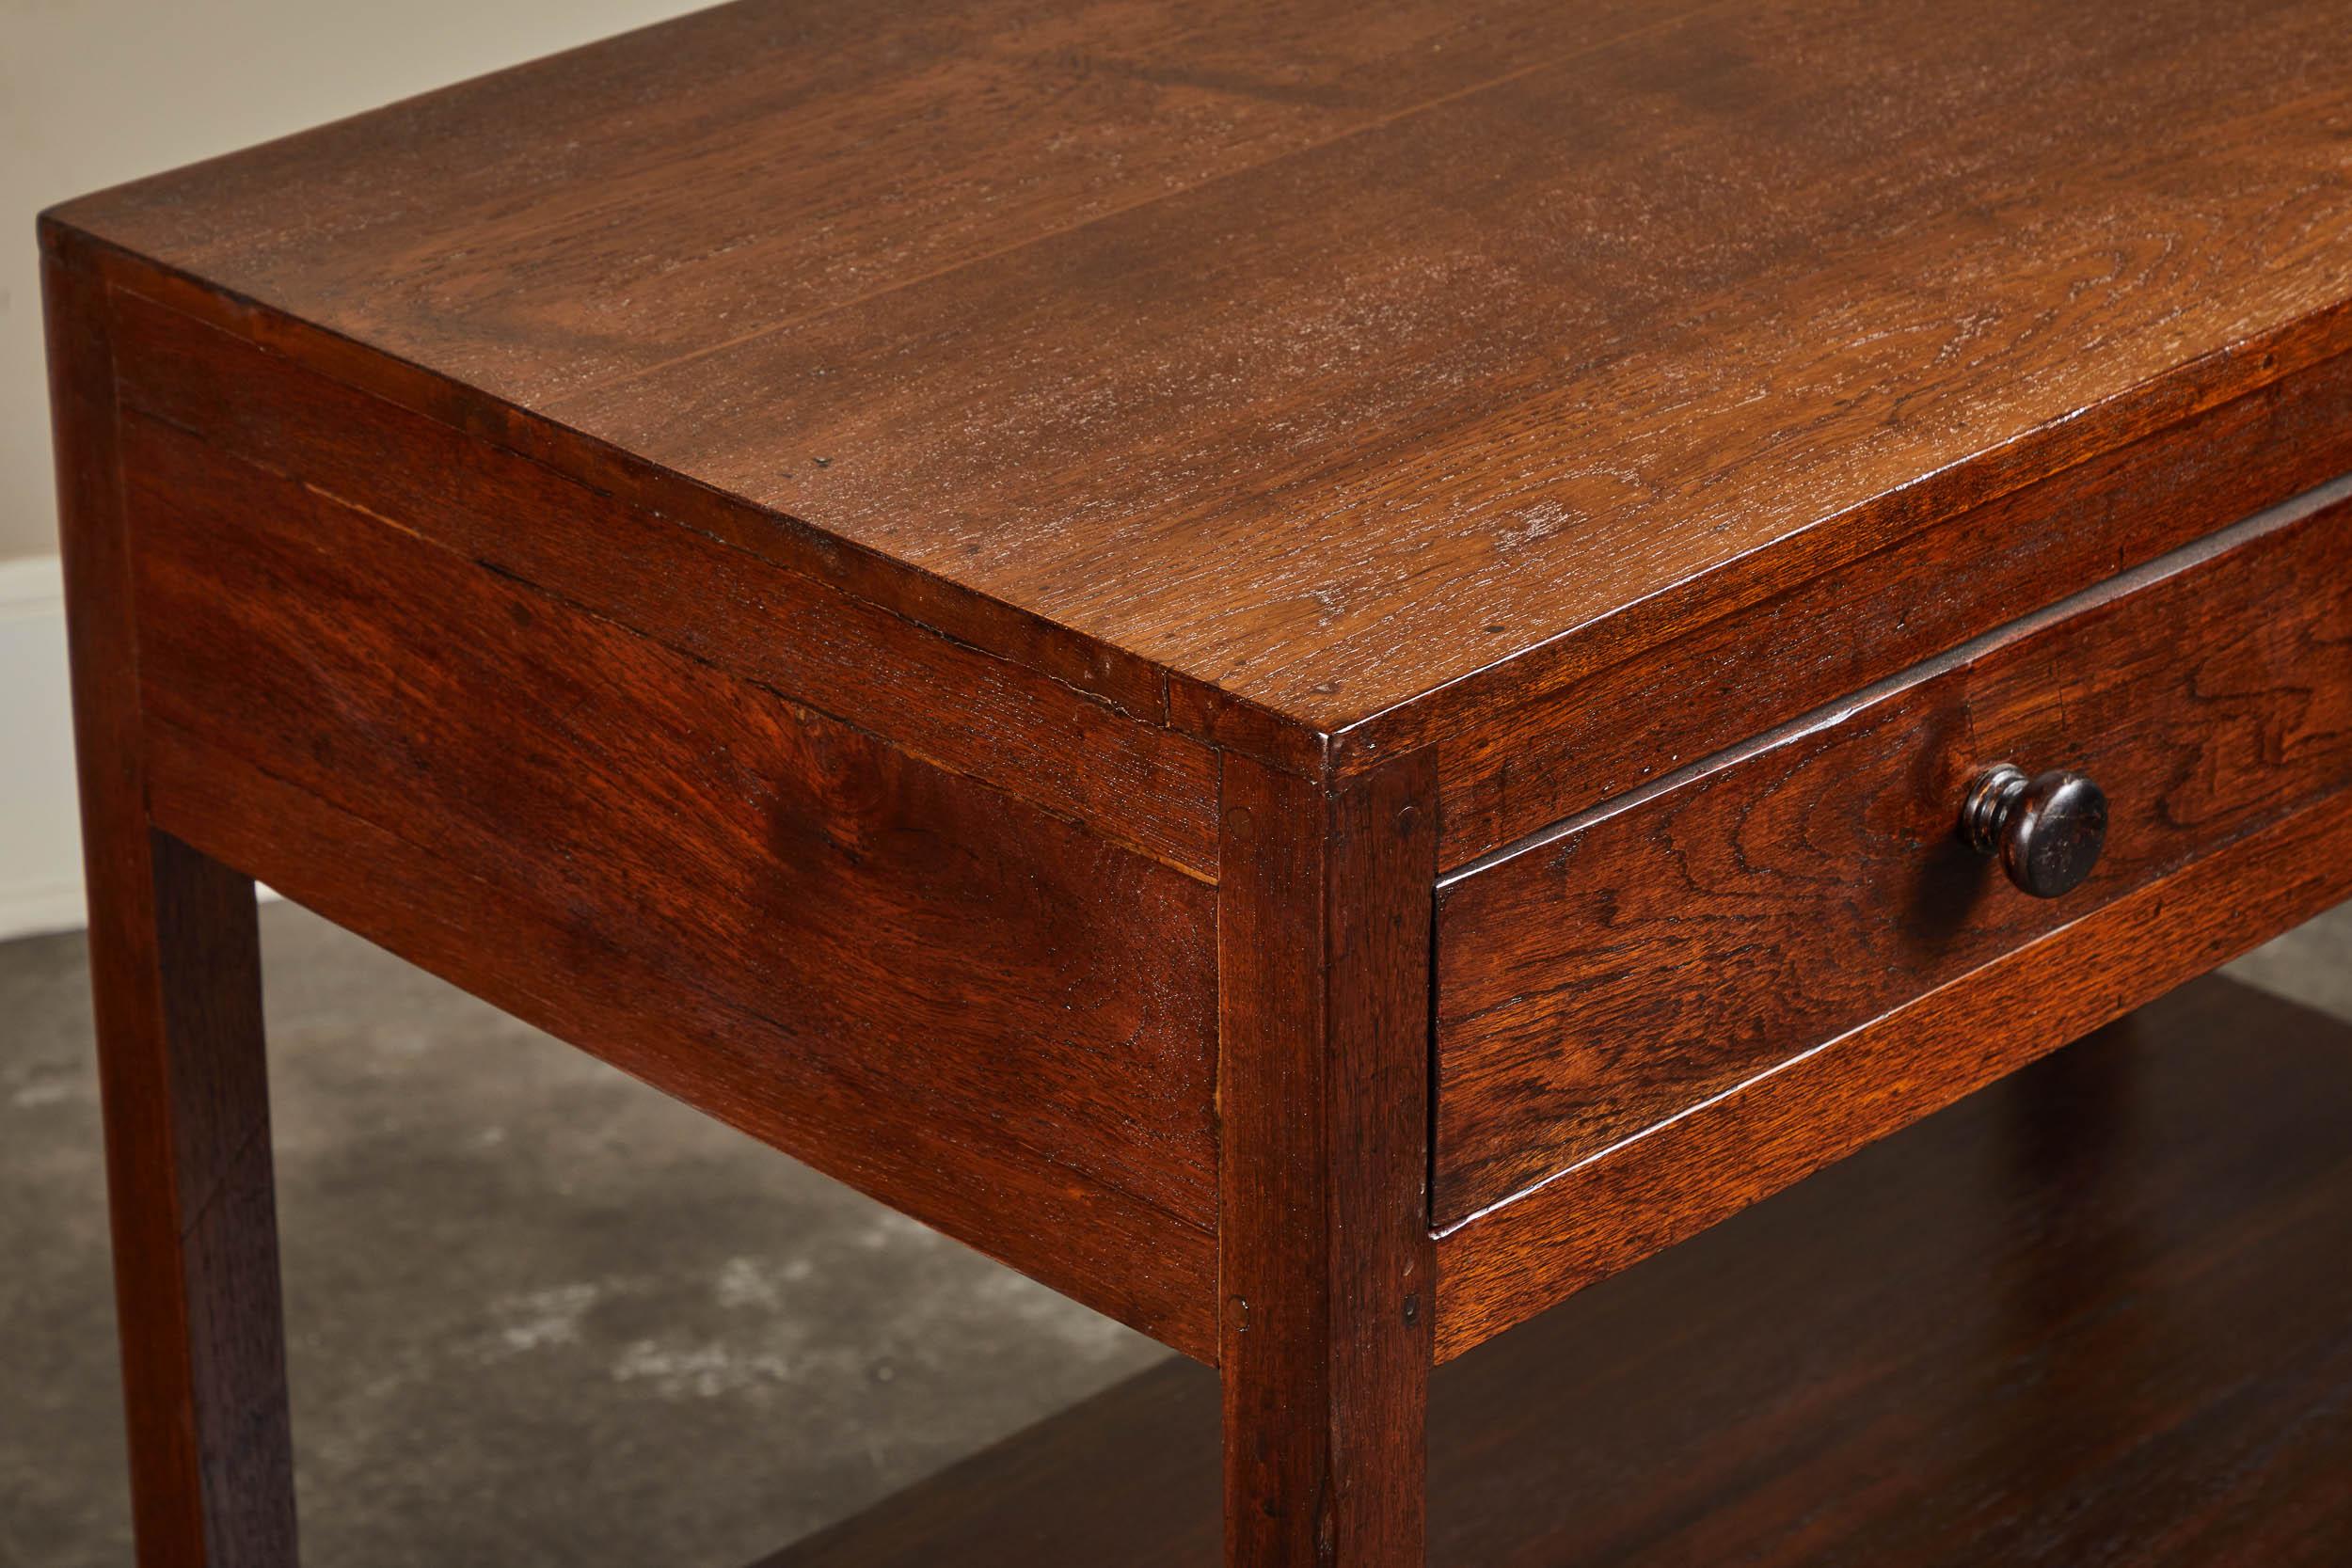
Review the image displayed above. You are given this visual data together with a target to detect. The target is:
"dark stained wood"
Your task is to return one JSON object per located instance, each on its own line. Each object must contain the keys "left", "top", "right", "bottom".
{"left": 44, "top": 0, "right": 2352, "bottom": 756}
{"left": 119, "top": 410, "right": 1223, "bottom": 1339}
{"left": 1437, "top": 781, "right": 2352, "bottom": 1359}
{"left": 43, "top": 4, "right": 2352, "bottom": 1561}
{"left": 148, "top": 719, "right": 1219, "bottom": 1361}
{"left": 60, "top": 0, "right": 1709, "bottom": 405}
{"left": 755, "top": 974, "right": 2352, "bottom": 1567}
{"left": 40, "top": 0, "right": 1718, "bottom": 777}
{"left": 1408, "top": 341, "right": 2352, "bottom": 866}
{"left": 46, "top": 249, "right": 297, "bottom": 1565}
{"left": 749, "top": 1355, "right": 1212, "bottom": 1568}
{"left": 1436, "top": 475, "right": 2352, "bottom": 1227}
{"left": 1216, "top": 752, "right": 1437, "bottom": 1564}
{"left": 64, "top": 233, "right": 1263, "bottom": 764}
{"left": 107, "top": 290, "right": 1221, "bottom": 877}
{"left": 506, "top": 0, "right": 2352, "bottom": 736}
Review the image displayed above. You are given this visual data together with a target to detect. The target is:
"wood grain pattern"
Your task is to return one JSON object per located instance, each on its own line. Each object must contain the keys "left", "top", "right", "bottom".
{"left": 1216, "top": 752, "right": 1437, "bottom": 1564}
{"left": 757, "top": 975, "right": 2352, "bottom": 1566}
{"left": 147, "top": 720, "right": 1217, "bottom": 1358}
{"left": 43, "top": 5, "right": 2352, "bottom": 1559}
{"left": 1436, "top": 476, "right": 2352, "bottom": 1227}
{"left": 61, "top": 233, "right": 1250, "bottom": 764}
{"left": 46, "top": 249, "right": 298, "bottom": 1566}
{"left": 119, "top": 411, "right": 1224, "bottom": 1323}
{"left": 1414, "top": 340, "right": 2352, "bottom": 866}
{"left": 109, "top": 290, "right": 1221, "bottom": 876}
{"left": 43, "top": 0, "right": 2352, "bottom": 746}
{"left": 1436, "top": 779, "right": 2352, "bottom": 1359}
{"left": 58, "top": 0, "right": 1708, "bottom": 405}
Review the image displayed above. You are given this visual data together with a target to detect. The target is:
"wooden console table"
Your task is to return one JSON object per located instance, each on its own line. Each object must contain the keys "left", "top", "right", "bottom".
{"left": 40, "top": 1, "right": 2352, "bottom": 1562}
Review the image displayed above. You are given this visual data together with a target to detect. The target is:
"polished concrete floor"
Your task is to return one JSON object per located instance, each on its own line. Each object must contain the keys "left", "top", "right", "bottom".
{"left": 3, "top": 896, "right": 2348, "bottom": 1567}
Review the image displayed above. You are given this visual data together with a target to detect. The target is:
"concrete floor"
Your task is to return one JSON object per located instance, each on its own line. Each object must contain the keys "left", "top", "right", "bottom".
{"left": 0, "top": 902, "right": 1166, "bottom": 1567}
{"left": 3, "top": 896, "right": 2348, "bottom": 1566}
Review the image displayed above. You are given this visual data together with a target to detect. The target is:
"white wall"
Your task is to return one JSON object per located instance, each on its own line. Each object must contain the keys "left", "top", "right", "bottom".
{"left": 0, "top": 554, "right": 77, "bottom": 936}
{"left": 0, "top": 0, "right": 704, "bottom": 934}
{"left": 3, "top": 0, "right": 707, "bottom": 563}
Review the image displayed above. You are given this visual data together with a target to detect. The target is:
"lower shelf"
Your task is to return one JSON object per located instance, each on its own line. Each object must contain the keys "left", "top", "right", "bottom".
{"left": 760, "top": 975, "right": 2352, "bottom": 1566}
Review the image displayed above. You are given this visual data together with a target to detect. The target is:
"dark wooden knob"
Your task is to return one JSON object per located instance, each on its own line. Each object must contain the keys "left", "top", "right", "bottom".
{"left": 1960, "top": 763, "right": 2106, "bottom": 898}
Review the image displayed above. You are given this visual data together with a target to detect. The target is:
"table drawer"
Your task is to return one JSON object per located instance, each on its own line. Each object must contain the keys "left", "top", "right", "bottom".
{"left": 1435, "top": 476, "right": 2352, "bottom": 1230}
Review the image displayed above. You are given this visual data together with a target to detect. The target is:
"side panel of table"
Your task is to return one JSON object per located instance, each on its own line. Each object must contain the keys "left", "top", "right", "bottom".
{"left": 107, "top": 287, "right": 1221, "bottom": 875}
{"left": 95, "top": 275, "right": 1229, "bottom": 1359}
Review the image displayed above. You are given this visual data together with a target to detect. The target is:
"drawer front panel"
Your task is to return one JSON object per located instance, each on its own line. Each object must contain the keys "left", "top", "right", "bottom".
{"left": 123, "top": 412, "right": 1222, "bottom": 1246}
{"left": 1437, "top": 479, "right": 2352, "bottom": 1228}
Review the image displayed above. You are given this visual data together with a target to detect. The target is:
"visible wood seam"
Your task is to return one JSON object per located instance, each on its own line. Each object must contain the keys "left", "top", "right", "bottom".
{"left": 1432, "top": 781, "right": 2352, "bottom": 1355}
{"left": 1317, "top": 778, "right": 1343, "bottom": 1560}
{"left": 1437, "top": 466, "right": 2352, "bottom": 890}
{"left": 88, "top": 269, "right": 201, "bottom": 1251}
{"left": 535, "top": 0, "right": 1750, "bottom": 416}
{"left": 1333, "top": 300, "right": 2352, "bottom": 778}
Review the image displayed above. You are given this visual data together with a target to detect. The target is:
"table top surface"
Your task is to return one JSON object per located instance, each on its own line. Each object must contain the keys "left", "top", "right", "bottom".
{"left": 55, "top": 0, "right": 2352, "bottom": 730}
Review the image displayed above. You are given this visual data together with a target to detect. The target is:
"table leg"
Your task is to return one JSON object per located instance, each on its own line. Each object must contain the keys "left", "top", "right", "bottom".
{"left": 49, "top": 241, "right": 299, "bottom": 1567}
{"left": 1217, "top": 752, "right": 1438, "bottom": 1565}
{"left": 92, "top": 833, "right": 294, "bottom": 1567}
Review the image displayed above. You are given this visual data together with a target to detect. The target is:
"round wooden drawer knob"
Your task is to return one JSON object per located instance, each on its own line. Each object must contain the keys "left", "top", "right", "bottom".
{"left": 1961, "top": 763, "right": 2107, "bottom": 898}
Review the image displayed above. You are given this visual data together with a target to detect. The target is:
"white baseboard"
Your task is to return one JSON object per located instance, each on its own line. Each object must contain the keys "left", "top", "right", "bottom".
{"left": 0, "top": 555, "right": 87, "bottom": 941}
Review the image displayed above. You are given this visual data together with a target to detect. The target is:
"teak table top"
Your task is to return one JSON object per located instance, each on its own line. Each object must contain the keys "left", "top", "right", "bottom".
{"left": 55, "top": 0, "right": 2352, "bottom": 738}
